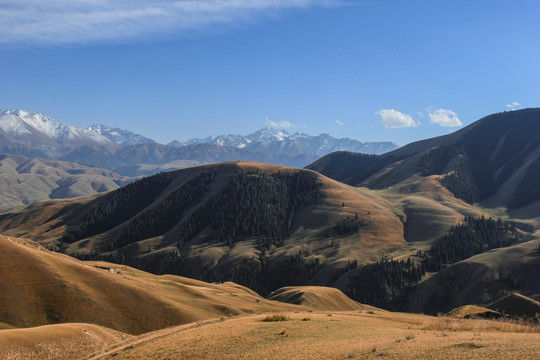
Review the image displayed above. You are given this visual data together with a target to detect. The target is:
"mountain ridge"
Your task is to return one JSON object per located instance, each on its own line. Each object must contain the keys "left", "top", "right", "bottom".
{"left": 0, "top": 108, "right": 397, "bottom": 177}
{"left": 171, "top": 126, "right": 398, "bottom": 157}
{"left": 307, "top": 108, "right": 540, "bottom": 209}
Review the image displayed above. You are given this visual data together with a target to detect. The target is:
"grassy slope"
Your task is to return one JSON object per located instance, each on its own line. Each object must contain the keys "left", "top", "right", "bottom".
{"left": 406, "top": 236, "right": 540, "bottom": 314}
{"left": 447, "top": 305, "right": 503, "bottom": 319}
{"left": 0, "top": 323, "right": 130, "bottom": 360}
{"left": 87, "top": 311, "right": 540, "bottom": 360}
{"left": 0, "top": 235, "right": 304, "bottom": 335}
{"left": 267, "top": 286, "right": 373, "bottom": 311}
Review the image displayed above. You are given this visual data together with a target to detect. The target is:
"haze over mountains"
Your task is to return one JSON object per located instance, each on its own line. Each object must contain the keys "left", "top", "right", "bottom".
{"left": 0, "top": 109, "right": 397, "bottom": 177}
{"left": 0, "top": 153, "right": 129, "bottom": 211}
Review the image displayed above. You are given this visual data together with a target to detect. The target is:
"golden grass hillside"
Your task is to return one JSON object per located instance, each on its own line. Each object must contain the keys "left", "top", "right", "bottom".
{"left": 447, "top": 305, "right": 504, "bottom": 319}
{"left": 0, "top": 235, "right": 303, "bottom": 335}
{"left": 377, "top": 174, "right": 487, "bottom": 245}
{"left": 267, "top": 286, "right": 372, "bottom": 311}
{"left": 0, "top": 323, "right": 130, "bottom": 360}
{"left": 86, "top": 311, "right": 540, "bottom": 360}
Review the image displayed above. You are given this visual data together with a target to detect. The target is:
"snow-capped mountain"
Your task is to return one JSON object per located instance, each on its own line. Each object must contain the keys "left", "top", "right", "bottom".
{"left": 0, "top": 109, "right": 111, "bottom": 144}
{"left": 246, "top": 127, "right": 290, "bottom": 143}
{"left": 178, "top": 133, "right": 251, "bottom": 149}
{"left": 0, "top": 108, "right": 397, "bottom": 177}
{"left": 87, "top": 124, "right": 156, "bottom": 146}
{"left": 170, "top": 127, "right": 398, "bottom": 156}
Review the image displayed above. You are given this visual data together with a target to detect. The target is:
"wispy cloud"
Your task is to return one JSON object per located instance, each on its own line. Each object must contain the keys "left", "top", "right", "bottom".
{"left": 506, "top": 101, "right": 521, "bottom": 110}
{"left": 335, "top": 120, "right": 344, "bottom": 126}
{"left": 0, "top": 0, "right": 340, "bottom": 46}
{"left": 265, "top": 117, "right": 294, "bottom": 129}
{"left": 428, "top": 108, "right": 462, "bottom": 127}
{"left": 377, "top": 109, "right": 419, "bottom": 128}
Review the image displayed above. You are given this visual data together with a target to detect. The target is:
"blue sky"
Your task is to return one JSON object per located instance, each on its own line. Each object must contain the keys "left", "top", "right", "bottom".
{"left": 1, "top": 0, "right": 539, "bottom": 146}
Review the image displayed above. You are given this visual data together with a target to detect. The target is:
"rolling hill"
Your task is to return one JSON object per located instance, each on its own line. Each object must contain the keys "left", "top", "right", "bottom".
{"left": 1, "top": 235, "right": 538, "bottom": 360}
{"left": 0, "top": 234, "right": 304, "bottom": 335}
{"left": 0, "top": 153, "right": 130, "bottom": 211}
{"left": 2, "top": 158, "right": 535, "bottom": 313}
{"left": 306, "top": 108, "right": 540, "bottom": 313}
{"left": 1, "top": 109, "right": 539, "bottom": 316}
{"left": 0, "top": 161, "right": 407, "bottom": 297}
{"left": 267, "top": 286, "right": 371, "bottom": 311}
{"left": 307, "top": 108, "right": 540, "bottom": 210}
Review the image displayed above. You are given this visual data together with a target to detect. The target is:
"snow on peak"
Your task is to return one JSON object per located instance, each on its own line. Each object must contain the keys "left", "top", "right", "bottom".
{"left": 0, "top": 109, "right": 111, "bottom": 144}
{"left": 247, "top": 127, "right": 291, "bottom": 142}
{"left": 170, "top": 127, "right": 398, "bottom": 156}
{"left": 87, "top": 124, "right": 155, "bottom": 146}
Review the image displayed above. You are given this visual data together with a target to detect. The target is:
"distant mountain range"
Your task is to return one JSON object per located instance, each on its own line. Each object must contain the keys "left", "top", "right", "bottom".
{"left": 0, "top": 109, "right": 398, "bottom": 176}
{"left": 169, "top": 127, "right": 397, "bottom": 157}
{"left": 87, "top": 124, "right": 156, "bottom": 146}
{"left": 0, "top": 109, "right": 155, "bottom": 148}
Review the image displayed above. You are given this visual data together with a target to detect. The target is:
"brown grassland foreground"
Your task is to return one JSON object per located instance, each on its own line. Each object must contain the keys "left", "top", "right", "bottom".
{"left": 0, "top": 323, "right": 131, "bottom": 360}
{"left": 0, "top": 234, "right": 539, "bottom": 359}
{"left": 77, "top": 311, "right": 539, "bottom": 360}
{"left": 2, "top": 310, "right": 539, "bottom": 359}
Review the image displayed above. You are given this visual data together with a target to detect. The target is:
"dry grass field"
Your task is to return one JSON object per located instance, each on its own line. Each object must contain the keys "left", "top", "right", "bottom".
{"left": 0, "top": 234, "right": 303, "bottom": 335}
{"left": 0, "top": 323, "right": 130, "bottom": 360}
{"left": 85, "top": 311, "right": 540, "bottom": 360}
{"left": 1, "top": 232, "right": 539, "bottom": 359}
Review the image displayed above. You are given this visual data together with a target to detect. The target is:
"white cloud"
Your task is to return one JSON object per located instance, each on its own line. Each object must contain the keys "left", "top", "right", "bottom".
{"left": 265, "top": 117, "right": 294, "bottom": 129}
{"left": 0, "top": 0, "right": 341, "bottom": 45}
{"left": 428, "top": 109, "right": 462, "bottom": 127}
{"left": 377, "top": 109, "right": 419, "bottom": 128}
{"left": 506, "top": 102, "right": 521, "bottom": 110}
{"left": 336, "top": 120, "right": 344, "bottom": 126}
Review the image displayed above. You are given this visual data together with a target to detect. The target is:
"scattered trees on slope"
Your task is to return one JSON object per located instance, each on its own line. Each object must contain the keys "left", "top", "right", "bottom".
{"left": 345, "top": 259, "right": 425, "bottom": 309}
{"left": 424, "top": 216, "right": 517, "bottom": 272}
{"left": 345, "top": 215, "right": 518, "bottom": 310}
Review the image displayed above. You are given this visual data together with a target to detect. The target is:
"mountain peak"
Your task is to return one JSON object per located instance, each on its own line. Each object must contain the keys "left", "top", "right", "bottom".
{"left": 0, "top": 108, "right": 111, "bottom": 145}
{"left": 87, "top": 124, "right": 156, "bottom": 146}
{"left": 247, "top": 127, "right": 290, "bottom": 142}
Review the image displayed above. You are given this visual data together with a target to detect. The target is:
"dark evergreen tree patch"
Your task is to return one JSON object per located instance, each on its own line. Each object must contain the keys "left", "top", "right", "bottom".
{"left": 62, "top": 172, "right": 171, "bottom": 243}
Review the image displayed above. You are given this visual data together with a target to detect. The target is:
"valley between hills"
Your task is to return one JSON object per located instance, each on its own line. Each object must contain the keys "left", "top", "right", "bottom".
{"left": 0, "top": 109, "right": 539, "bottom": 359}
